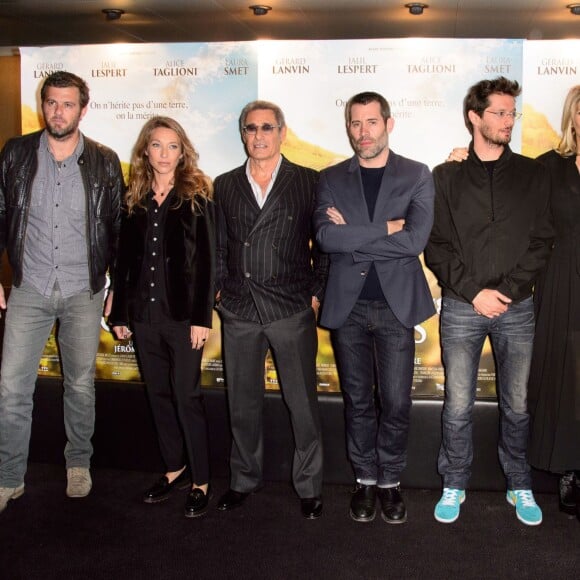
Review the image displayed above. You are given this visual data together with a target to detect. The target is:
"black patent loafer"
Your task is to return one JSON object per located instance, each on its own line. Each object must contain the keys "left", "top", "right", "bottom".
{"left": 185, "top": 486, "right": 211, "bottom": 518}
{"left": 143, "top": 469, "right": 190, "bottom": 504}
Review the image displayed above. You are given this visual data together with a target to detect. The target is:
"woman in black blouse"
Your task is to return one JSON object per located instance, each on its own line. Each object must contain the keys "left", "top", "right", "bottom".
{"left": 110, "top": 116, "right": 215, "bottom": 517}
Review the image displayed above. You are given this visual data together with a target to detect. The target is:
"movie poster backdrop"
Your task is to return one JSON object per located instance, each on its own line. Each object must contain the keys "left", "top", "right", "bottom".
{"left": 20, "top": 38, "right": 577, "bottom": 396}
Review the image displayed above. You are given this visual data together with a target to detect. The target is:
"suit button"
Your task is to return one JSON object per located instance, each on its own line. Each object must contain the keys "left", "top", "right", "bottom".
{"left": 244, "top": 272, "right": 251, "bottom": 278}
{"left": 360, "top": 270, "right": 367, "bottom": 277}
{"left": 244, "top": 241, "right": 250, "bottom": 247}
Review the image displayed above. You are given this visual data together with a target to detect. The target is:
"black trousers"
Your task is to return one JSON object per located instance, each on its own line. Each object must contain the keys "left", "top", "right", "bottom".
{"left": 132, "top": 319, "right": 209, "bottom": 485}
{"left": 219, "top": 305, "right": 323, "bottom": 498}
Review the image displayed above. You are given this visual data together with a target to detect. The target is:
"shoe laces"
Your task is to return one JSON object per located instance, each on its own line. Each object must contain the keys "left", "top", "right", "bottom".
{"left": 441, "top": 488, "right": 462, "bottom": 506}
{"left": 68, "top": 467, "right": 90, "bottom": 482}
{"left": 513, "top": 490, "right": 537, "bottom": 507}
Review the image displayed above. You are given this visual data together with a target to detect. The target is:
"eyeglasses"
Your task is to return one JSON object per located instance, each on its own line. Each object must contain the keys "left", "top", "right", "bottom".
{"left": 483, "top": 110, "right": 522, "bottom": 120}
{"left": 242, "top": 123, "right": 281, "bottom": 135}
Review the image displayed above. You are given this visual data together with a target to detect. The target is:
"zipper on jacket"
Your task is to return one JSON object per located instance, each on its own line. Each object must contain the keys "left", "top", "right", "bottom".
{"left": 489, "top": 174, "right": 495, "bottom": 222}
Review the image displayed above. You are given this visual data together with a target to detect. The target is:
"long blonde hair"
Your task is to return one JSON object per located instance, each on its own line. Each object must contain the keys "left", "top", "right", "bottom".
{"left": 556, "top": 85, "right": 580, "bottom": 157}
{"left": 125, "top": 116, "right": 213, "bottom": 214}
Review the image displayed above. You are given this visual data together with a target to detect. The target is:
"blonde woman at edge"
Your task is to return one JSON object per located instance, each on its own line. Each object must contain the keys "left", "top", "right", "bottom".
{"left": 527, "top": 86, "right": 580, "bottom": 520}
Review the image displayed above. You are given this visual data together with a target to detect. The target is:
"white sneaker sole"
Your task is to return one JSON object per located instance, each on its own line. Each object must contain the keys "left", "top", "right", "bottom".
{"left": 67, "top": 487, "right": 92, "bottom": 498}
{"left": 506, "top": 494, "right": 543, "bottom": 526}
{"left": 0, "top": 484, "right": 25, "bottom": 513}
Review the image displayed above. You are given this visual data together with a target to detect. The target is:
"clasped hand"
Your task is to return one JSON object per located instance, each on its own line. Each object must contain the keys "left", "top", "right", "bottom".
{"left": 472, "top": 289, "right": 512, "bottom": 318}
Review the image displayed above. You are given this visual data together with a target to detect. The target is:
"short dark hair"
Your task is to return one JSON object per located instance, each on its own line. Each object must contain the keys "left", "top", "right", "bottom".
{"left": 40, "top": 71, "right": 90, "bottom": 109}
{"left": 463, "top": 76, "right": 521, "bottom": 135}
{"left": 345, "top": 91, "right": 391, "bottom": 125}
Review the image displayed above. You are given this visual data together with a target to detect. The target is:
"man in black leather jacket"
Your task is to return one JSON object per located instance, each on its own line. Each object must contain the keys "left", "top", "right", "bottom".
{"left": 0, "top": 71, "right": 123, "bottom": 513}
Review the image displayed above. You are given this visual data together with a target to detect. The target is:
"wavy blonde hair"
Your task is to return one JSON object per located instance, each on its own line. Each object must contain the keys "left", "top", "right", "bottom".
{"left": 125, "top": 116, "right": 213, "bottom": 214}
{"left": 556, "top": 85, "right": 580, "bottom": 157}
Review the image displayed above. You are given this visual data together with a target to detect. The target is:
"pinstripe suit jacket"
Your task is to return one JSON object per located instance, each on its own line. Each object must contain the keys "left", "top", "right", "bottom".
{"left": 214, "top": 156, "right": 328, "bottom": 324}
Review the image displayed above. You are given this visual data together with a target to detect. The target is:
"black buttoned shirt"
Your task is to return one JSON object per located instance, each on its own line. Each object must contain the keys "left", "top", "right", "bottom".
{"left": 132, "top": 189, "right": 174, "bottom": 324}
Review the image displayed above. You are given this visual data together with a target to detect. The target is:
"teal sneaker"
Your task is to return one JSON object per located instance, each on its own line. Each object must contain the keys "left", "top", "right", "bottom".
{"left": 506, "top": 489, "right": 543, "bottom": 526}
{"left": 434, "top": 488, "right": 466, "bottom": 523}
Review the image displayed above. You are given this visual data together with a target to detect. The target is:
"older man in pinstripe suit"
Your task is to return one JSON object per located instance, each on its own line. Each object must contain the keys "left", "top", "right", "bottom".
{"left": 214, "top": 100, "right": 327, "bottom": 519}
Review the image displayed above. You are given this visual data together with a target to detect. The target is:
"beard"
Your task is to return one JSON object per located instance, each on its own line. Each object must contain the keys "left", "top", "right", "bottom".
{"left": 480, "top": 121, "right": 512, "bottom": 146}
{"left": 351, "top": 134, "right": 388, "bottom": 161}
{"left": 44, "top": 115, "right": 81, "bottom": 141}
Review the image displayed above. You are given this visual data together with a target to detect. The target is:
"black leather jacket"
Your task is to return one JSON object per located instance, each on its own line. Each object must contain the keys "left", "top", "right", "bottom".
{"left": 0, "top": 130, "right": 124, "bottom": 293}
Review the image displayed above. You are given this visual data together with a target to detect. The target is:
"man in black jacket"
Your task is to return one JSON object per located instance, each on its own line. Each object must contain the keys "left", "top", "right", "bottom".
{"left": 425, "top": 77, "right": 554, "bottom": 527}
{"left": 0, "top": 71, "right": 123, "bottom": 513}
{"left": 214, "top": 100, "right": 327, "bottom": 519}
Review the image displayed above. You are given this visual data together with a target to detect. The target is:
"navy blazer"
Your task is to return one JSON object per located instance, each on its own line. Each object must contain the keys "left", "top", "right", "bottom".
{"left": 314, "top": 151, "right": 435, "bottom": 330}
{"left": 214, "top": 156, "right": 328, "bottom": 324}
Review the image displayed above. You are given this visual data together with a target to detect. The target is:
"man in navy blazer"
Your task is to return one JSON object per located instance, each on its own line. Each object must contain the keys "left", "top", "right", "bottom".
{"left": 314, "top": 91, "right": 435, "bottom": 524}
{"left": 214, "top": 100, "right": 327, "bottom": 519}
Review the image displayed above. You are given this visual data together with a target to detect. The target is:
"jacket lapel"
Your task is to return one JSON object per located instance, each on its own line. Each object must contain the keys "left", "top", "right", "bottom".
{"left": 232, "top": 164, "right": 260, "bottom": 211}
{"left": 249, "top": 157, "right": 293, "bottom": 233}
{"left": 339, "top": 156, "right": 371, "bottom": 224}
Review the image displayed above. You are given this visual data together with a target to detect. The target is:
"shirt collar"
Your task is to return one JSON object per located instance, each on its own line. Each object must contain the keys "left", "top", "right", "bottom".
{"left": 245, "top": 154, "right": 283, "bottom": 207}
{"left": 41, "top": 130, "right": 85, "bottom": 163}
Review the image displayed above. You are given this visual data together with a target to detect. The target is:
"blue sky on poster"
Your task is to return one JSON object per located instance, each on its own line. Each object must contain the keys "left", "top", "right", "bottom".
{"left": 21, "top": 42, "right": 258, "bottom": 178}
{"left": 22, "top": 38, "right": 529, "bottom": 176}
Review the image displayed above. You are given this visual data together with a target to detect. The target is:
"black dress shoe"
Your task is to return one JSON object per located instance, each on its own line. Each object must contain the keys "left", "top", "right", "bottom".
{"left": 559, "top": 472, "right": 576, "bottom": 515}
{"left": 217, "top": 489, "right": 249, "bottom": 511}
{"left": 143, "top": 470, "right": 190, "bottom": 504}
{"left": 377, "top": 485, "right": 407, "bottom": 524}
{"left": 185, "top": 486, "right": 211, "bottom": 518}
{"left": 350, "top": 483, "right": 376, "bottom": 522}
{"left": 301, "top": 497, "right": 323, "bottom": 519}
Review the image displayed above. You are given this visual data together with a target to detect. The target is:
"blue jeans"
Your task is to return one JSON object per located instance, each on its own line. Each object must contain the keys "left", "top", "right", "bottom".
{"left": 438, "top": 297, "right": 535, "bottom": 490}
{"left": 332, "top": 300, "right": 415, "bottom": 486}
{"left": 0, "top": 282, "right": 104, "bottom": 487}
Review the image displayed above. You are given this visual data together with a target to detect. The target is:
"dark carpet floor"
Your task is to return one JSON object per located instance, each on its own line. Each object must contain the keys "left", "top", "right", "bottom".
{"left": 1, "top": 463, "right": 578, "bottom": 580}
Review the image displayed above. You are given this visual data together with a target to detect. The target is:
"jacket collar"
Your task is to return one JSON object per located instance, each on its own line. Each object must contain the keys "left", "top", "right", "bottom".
{"left": 233, "top": 154, "right": 294, "bottom": 209}
{"left": 468, "top": 140, "right": 513, "bottom": 166}
{"left": 343, "top": 150, "right": 400, "bottom": 222}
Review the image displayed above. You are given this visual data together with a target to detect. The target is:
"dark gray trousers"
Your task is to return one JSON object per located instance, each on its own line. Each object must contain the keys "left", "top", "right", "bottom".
{"left": 220, "top": 305, "right": 323, "bottom": 498}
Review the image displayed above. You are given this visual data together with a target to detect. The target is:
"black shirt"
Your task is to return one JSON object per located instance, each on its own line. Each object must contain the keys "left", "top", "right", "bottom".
{"left": 359, "top": 165, "right": 387, "bottom": 301}
{"left": 133, "top": 189, "right": 174, "bottom": 323}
